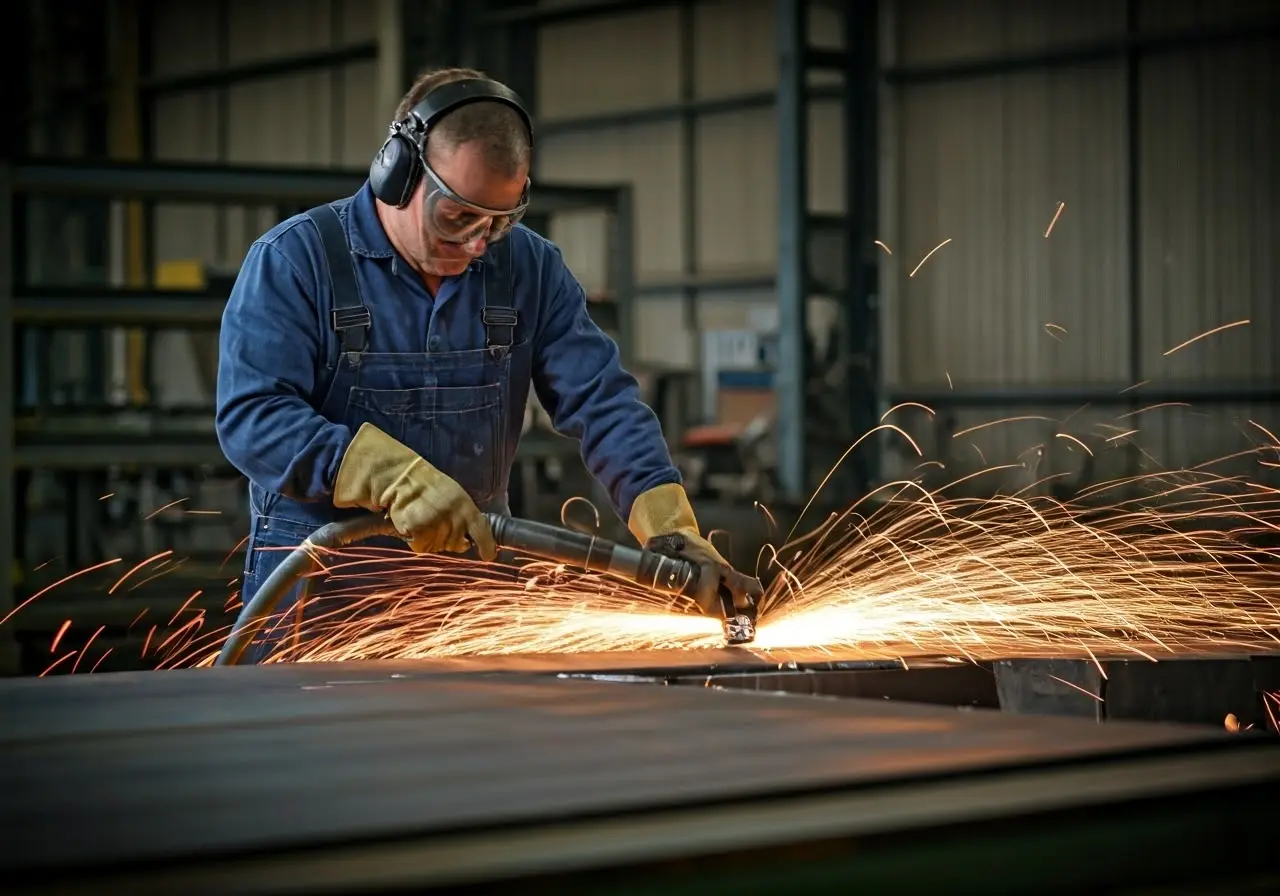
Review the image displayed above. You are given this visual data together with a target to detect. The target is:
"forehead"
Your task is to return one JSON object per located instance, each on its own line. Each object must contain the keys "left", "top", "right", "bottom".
{"left": 428, "top": 140, "right": 527, "bottom": 209}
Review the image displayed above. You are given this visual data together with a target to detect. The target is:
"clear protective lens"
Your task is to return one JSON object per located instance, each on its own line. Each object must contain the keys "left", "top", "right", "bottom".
{"left": 421, "top": 163, "right": 527, "bottom": 246}
{"left": 427, "top": 191, "right": 521, "bottom": 244}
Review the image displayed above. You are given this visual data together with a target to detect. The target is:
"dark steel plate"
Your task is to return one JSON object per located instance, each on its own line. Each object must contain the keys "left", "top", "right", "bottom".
{"left": 2, "top": 659, "right": 1276, "bottom": 895}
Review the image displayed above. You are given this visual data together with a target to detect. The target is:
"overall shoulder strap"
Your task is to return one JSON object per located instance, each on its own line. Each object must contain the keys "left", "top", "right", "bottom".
{"left": 481, "top": 237, "right": 516, "bottom": 355}
{"left": 305, "top": 203, "right": 370, "bottom": 358}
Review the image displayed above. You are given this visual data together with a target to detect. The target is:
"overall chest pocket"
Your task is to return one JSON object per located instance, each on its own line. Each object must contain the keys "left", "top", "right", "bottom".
{"left": 347, "top": 381, "right": 505, "bottom": 502}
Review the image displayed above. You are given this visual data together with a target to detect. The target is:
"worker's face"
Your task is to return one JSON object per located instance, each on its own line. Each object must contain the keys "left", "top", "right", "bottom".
{"left": 414, "top": 140, "right": 529, "bottom": 278}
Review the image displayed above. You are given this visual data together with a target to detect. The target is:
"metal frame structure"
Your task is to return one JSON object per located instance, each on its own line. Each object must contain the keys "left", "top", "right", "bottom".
{"left": 471, "top": 0, "right": 1279, "bottom": 503}
{"left": 776, "top": 0, "right": 879, "bottom": 501}
{"left": 472, "top": 0, "right": 876, "bottom": 502}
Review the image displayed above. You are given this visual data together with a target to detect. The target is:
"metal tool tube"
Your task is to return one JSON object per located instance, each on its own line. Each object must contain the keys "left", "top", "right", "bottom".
{"left": 484, "top": 513, "right": 699, "bottom": 597}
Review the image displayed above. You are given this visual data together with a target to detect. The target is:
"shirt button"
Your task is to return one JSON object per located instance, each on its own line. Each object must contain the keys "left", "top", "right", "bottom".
{"left": 428, "top": 335, "right": 442, "bottom": 351}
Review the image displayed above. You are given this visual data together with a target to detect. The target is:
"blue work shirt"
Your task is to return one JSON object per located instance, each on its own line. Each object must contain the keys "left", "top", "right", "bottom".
{"left": 215, "top": 181, "right": 680, "bottom": 528}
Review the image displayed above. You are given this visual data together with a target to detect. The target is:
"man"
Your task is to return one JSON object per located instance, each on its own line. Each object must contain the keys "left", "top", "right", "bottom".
{"left": 216, "top": 67, "right": 760, "bottom": 662}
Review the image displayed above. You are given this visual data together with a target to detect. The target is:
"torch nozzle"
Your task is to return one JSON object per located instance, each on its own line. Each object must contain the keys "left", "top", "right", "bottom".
{"left": 723, "top": 613, "right": 756, "bottom": 646}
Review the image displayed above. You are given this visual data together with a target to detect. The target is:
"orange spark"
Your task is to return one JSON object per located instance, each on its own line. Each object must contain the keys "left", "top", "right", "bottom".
{"left": 1054, "top": 433, "right": 1093, "bottom": 455}
{"left": 71, "top": 626, "right": 106, "bottom": 674}
{"left": 952, "top": 416, "right": 1057, "bottom": 439}
{"left": 880, "top": 402, "right": 936, "bottom": 422}
{"left": 41, "top": 652, "right": 77, "bottom": 677}
{"left": 908, "top": 238, "right": 952, "bottom": 277}
{"left": 109, "top": 551, "right": 173, "bottom": 595}
{"left": 1046, "top": 674, "right": 1103, "bottom": 702}
{"left": 145, "top": 498, "right": 188, "bottom": 520}
{"left": 0, "top": 558, "right": 123, "bottom": 627}
{"left": 1115, "top": 402, "right": 1191, "bottom": 420}
{"left": 1248, "top": 420, "right": 1280, "bottom": 450}
{"left": 168, "top": 590, "right": 204, "bottom": 626}
{"left": 1044, "top": 201, "right": 1065, "bottom": 238}
{"left": 1163, "top": 319, "right": 1250, "bottom": 356}
{"left": 50, "top": 619, "right": 72, "bottom": 653}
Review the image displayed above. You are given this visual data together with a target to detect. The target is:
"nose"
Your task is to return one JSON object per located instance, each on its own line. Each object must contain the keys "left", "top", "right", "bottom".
{"left": 462, "top": 236, "right": 487, "bottom": 256}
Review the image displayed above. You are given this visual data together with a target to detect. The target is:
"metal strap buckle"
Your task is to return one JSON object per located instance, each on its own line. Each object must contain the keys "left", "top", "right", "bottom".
{"left": 331, "top": 306, "right": 372, "bottom": 332}
{"left": 481, "top": 307, "right": 518, "bottom": 327}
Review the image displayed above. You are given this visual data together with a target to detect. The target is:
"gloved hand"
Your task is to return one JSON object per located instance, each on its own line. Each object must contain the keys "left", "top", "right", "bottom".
{"left": 333, "top": 422, "right": 497, "bottom": 560}
{"left": 628, "top": 482, "right": 762, "bottom": 617}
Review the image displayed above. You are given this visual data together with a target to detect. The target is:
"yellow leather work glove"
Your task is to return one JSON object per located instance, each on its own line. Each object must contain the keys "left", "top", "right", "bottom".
{"left": 628, "top": 483, "right": 762, "bottom": 617}
{"left": 333, "top": 422, "right": 497, "bottom": 560}
{"left": 628, "top": 482, "right": 727, "bottom": 563}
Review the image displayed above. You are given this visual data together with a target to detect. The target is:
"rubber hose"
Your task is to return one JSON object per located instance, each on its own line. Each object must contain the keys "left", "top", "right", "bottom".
{"left": 215, "top": 515, "right": 401, "bottom": 667}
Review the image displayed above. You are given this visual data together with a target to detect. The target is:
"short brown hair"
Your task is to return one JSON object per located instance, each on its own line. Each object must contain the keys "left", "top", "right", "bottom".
{"left": 395, "top": 67, "right": 531, "bottom": 178}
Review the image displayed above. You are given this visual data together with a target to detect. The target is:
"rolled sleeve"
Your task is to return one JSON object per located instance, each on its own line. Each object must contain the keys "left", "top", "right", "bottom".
{"left": 530, "top": 248, "right": 680, "bottom": 521}
{"left": 215, "top": 238, "right": 353, "bottom": 501}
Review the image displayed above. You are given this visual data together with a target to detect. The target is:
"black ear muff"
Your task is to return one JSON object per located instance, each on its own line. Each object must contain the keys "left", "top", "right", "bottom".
{"left": 368, "top": 131, "right": 422, "bottom": 209}
{"left": 370, "top": 78, "right": 534, "bottom": 209}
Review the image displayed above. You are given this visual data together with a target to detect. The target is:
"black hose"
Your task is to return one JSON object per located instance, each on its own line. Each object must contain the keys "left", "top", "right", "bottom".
{"left": 214, "top": 515, "right": 401, "bottom": 667}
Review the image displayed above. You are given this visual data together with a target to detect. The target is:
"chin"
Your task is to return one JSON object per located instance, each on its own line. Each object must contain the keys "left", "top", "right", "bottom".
{"left": 425, "top": 258, "right": 469, "bottom": 277}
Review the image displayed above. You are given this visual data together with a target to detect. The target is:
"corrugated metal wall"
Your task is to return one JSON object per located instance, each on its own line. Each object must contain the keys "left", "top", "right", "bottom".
{"left": 535, "top": 0, "right": 844, "bottom": 369}
{"left": 880, "top": 0, "right": 1278, "bottom": 488}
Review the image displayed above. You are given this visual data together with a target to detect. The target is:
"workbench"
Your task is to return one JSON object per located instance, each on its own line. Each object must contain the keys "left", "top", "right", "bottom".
{"left": 2, "top": 652, "right": 1277, "bottom": 895}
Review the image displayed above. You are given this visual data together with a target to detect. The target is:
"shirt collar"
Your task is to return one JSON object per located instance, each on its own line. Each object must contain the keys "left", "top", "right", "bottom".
{"left": 345, "top": 181, "right": 397, "bottom": 259}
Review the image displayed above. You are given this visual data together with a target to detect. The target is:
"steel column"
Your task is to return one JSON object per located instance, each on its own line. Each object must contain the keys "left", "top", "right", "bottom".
{"left": 474, "top": 0, "right": 539, "bottom": 106}
{"left": 0, "top": 166, "right": 15, "bottom": 674}
{"left": 1124, "top": 0, "right": 1143, "bottom": 482}
{"left": 842, "top": 1, "right": 879, "bottom": 495}
{"left": 678, "top": 0, "right": 703, "bottom": 418}
{"left": 775, "top": 0, "right": 809, "bottom": 500}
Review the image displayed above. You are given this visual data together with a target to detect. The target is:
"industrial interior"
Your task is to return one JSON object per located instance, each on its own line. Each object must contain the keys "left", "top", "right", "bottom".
{"left": 2, "top": 0, "right": 1279, "bottom": 892}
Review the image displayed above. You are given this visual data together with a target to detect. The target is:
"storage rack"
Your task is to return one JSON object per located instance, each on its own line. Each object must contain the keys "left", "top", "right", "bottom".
{"left": 472, "top": 0, "right": 880, "bottom": 503}
{"left": 0, "top": 158, "right": 636, "bottom": 670}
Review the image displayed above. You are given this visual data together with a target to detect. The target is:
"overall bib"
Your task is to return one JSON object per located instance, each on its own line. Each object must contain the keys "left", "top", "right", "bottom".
{"left": 237, "top": 204, "right": 517, "bottom": 663}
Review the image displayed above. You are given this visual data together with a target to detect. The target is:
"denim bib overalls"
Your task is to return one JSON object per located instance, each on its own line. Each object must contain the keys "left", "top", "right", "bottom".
{"left": 238, "top": 204, "right": 518, "bottom": 663}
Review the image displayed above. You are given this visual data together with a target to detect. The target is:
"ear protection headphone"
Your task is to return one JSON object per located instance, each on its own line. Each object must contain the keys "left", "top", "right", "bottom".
{"left": 369, "top": 78, "right": 535, "bottom": 209}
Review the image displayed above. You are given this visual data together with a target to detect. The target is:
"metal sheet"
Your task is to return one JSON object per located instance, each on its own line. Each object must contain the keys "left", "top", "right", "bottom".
{"left": 1, "top": 659, "right": 1270, "bottom": 892}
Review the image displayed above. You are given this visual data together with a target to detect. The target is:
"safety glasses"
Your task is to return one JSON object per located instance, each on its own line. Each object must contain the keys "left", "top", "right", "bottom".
{"left": 421, "top": 161, "right": 529, "bottom": 245}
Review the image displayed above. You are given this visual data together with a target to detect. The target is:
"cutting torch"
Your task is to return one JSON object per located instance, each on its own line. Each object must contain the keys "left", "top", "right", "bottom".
{"left": 215, "top": 513, "right": 760, "bottom": 666}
